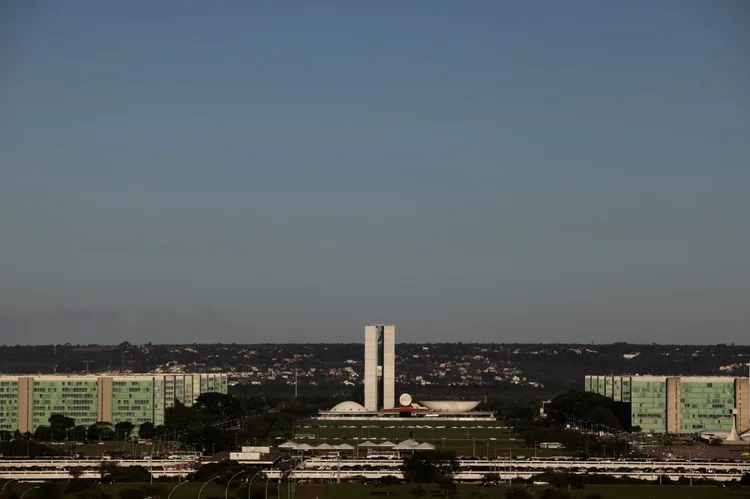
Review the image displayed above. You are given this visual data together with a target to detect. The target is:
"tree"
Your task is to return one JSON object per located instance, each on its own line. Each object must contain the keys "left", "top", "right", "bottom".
{"left": 69, "top": 467, "right": 84, "bottom": 481}
{"left": 377, "top": 476, "right": 400, "bottom": 496}
{"left": 98, "top": 461, "right": 119, "bottom": 481}
{"left": 194, "top": 392, "right": 243, "bottom": 418}
{"left": 87, "top": 422, "right": 114, "bottom": 442}
{"left": 33, "top": 425, "right": 51, "bottom": 441}
{"left": 436, "top": 475, "right": 456, "bottom": 497}
{"left": 137, "top": 422, "right": 155, "bottom": 439}
{"left": 48, "top": 414, "right": 76, "bottom": 441}
{"left": 72, "top": 425, "right": 88, "bottom": 441}
{"left": 115, "top": 422, "right": 135, "bottom": 441}
{"left": 401, "top": 451, "right": 459, "bottom": 483}
{"left": 545, "top": 390, "right": 621, "bottom": 429}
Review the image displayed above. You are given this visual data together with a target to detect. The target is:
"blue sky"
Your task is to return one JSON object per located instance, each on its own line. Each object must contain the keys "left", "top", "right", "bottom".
{"left": 1, "top": 1, "right": 748, "bottom": 344}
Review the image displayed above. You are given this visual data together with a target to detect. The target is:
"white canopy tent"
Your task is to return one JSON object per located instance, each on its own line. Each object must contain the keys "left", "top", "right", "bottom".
{"left": 414, "top": 442, "right": 436, "bottom": 451}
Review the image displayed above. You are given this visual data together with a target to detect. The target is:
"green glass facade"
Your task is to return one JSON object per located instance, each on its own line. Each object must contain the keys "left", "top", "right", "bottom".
{"left": 112, "top": 379, "right": 154, "bottom": 426}
{"left": 630, "top": 379, "right": 666, "bottom": 433}
{"left": 0, "top": 373, "right": 228, "bottom": 434}
{"left": 679, "top": 380, "right": 735, "bottom": 432}
{"left": 33, "top": 378, "right": 99, "bottom": 430}
{"left": 0, "top": 379, "right": 18, "bottom": 431}
{"left": 585, "top": 375, "right": 747, "bottom": 434}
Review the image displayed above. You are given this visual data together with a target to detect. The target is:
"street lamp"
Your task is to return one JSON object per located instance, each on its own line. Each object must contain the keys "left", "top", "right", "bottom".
{"left": 225, "top": 470, "right": 246, "bottom": 499}
{"left": 247, "top": 470, "right": 264, "bottom": 498}
{"left": 20, "top": 486, "right": 40, "bottom": 499}
{"left": 1, "top": 479, "right": 18, "bottom": 496}
{"left": 167, "top": 480, "right": 187, "bottom": 499}
{"left": 198, "top": 476, "right": 220, "bottom": 499}
{"left": 264, "top": 475, "right": 273, "bottom": 499}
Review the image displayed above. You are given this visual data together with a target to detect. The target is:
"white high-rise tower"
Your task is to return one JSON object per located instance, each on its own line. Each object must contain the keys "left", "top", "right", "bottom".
{"left": 364, "top": 324, "right": 396, "bottom": 411}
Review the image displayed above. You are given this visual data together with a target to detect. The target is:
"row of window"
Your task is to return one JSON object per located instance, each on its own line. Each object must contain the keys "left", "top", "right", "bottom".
{"left": 35, "top": 381, "right": 93, "bottom": 386}
{"left": 683, "top": 403, "right": 731, "bottom": 409}
{"left": 634, "top": 413, "right": 664, "bottom": 419}
{"left": 116, "top": 399, "right": 151, "bottom": 406}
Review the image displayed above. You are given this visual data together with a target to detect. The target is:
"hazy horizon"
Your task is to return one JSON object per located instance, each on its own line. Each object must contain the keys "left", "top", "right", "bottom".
{"left": 2, "top": 2, "right": 749, "bottom": 345}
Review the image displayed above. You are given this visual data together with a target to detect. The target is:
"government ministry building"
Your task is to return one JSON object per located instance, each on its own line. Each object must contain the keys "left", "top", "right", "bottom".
{"left": 585, "top": 375, "right": 749, "bottom": 434}
{"left": 0, "top": 373, "right": 227, "bottom": 433}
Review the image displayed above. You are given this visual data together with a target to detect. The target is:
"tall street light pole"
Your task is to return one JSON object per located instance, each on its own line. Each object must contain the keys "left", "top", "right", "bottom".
{"left": 20, "top": 487, "right": 40, "bottom": 499}
{"left": 1, "top": 479, "right": 18, "bottom": 496}
{"left": 225, "top": 470, "right": 246, "bottom": 499}
{"left": 198, "top": 476, "right": 220, "bottom": 499}
{"left": 264, "top": 475, "right": 273, "bottom": 499}
{"left": 166, "top": 481, "right": 187, "bottom": 499}
{"left": 247, "top": 470, "right": 264, "bottom": 498}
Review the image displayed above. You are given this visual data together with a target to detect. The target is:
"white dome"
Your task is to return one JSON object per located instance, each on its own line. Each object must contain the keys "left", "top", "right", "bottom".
{"left": 330, "top": 401, "right": 367, "bottom": 412}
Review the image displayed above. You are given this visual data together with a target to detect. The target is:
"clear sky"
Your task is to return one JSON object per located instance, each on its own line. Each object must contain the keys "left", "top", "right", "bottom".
{"left": 1, "top": 1, "right": 748, "bottom": 345}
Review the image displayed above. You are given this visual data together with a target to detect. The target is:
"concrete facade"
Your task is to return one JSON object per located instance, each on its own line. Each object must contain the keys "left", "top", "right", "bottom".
{"left": 364, "top": 326, "right": 380, "bottom": 411}
{"left": 666, "top": 377, "right": 681, "bottom": 434}
{"left": 736, "top": 378, "right": 749, "bottom": 434}
{"left": 97, "top": 376, "right": 114, "bottom": 424}
{"left": 0, "top": 373, "right": 228, "bottom": 434}
{"left": 17, "top": 377, "right": 34, "bottom": 434}
{"left": 364, "top": 324, "right": 396, "bottom": 411}
{"left": 382, "top": 325, "right": 396, "bottom": 410}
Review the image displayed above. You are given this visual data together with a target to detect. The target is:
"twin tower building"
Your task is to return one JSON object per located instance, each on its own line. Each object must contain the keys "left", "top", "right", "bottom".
{"left": 364, "top": 324, "right": 396, "bottom": 411}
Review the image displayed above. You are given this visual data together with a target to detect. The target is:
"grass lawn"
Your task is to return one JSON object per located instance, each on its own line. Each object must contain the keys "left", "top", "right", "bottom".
{"left": 296, "top": 420, "right": 569, "bottom": 458}
{"left": 303, "top": 483, "right": 750, "bottom": 498}
{"left": 7, "top": 481, "right": 288, "bottom": 498}
{"left": 6, "top": 482, "right": 747, "bottom": 499}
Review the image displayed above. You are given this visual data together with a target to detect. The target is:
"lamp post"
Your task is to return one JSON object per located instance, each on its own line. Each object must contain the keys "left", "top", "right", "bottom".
{"left": 264, "top": 474, "right": 273, "bottom": 499}
{"left": 198, "top": 476, "right": 220, "bottom": 499}
{"left": 20, "top": 486, "right": 40, "bottom": 499}
{"left": 225, "top": 470, "right": 246, "bottom": 499}
{"left": 247, "top": 470, "right": 263, "bottom": 498}
{"left": 1, "top": 479, "right": 18, "bottom": 496}
{"left": 167, "top": 480, "right": 187, "bottom": 499}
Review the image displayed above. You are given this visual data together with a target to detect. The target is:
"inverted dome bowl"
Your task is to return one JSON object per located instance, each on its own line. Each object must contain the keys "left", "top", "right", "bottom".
{"left": 419, "top": 400, "right": 480, "bottom": 413}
